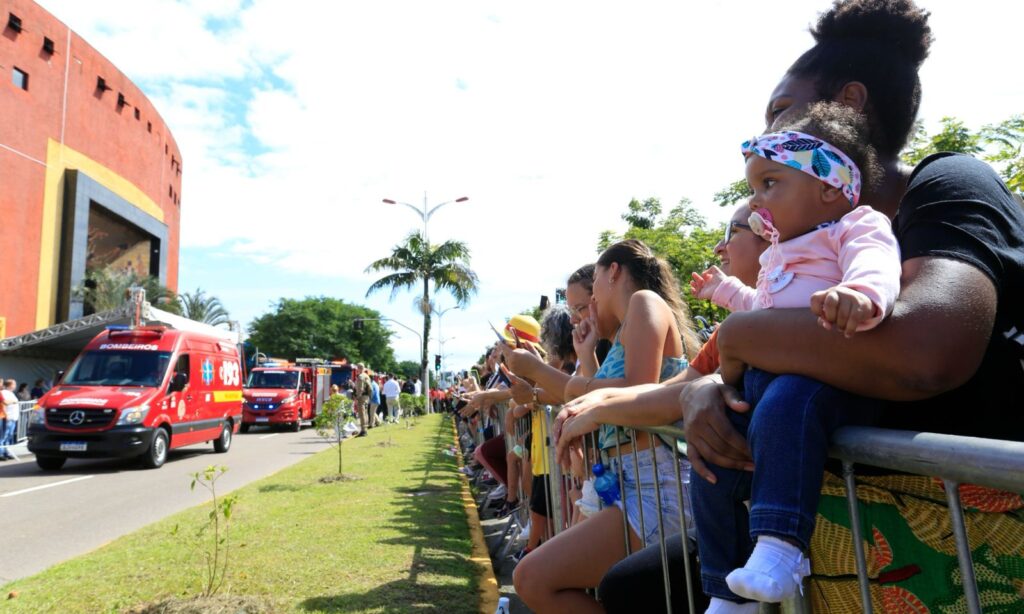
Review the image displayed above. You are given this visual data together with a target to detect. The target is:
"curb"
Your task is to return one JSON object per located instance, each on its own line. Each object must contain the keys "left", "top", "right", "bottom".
{"left": 452, "top": 420, "right": 500, "bottom": 614}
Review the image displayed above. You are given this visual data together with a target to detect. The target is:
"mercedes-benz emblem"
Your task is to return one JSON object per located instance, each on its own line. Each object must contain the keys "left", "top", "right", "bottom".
{"left": 69, "top": 410, "right": 86, "bottom": 426}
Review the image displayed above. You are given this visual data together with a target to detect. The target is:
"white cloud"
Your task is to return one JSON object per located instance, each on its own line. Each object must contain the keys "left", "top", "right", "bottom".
{"left": 37, "top": 0, "right": 1024, "bottom": 367}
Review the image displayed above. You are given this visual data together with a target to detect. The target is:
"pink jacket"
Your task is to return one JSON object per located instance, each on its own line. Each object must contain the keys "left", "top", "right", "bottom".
{"left": 711, "top": 206, "right": 901, "bottom": 331}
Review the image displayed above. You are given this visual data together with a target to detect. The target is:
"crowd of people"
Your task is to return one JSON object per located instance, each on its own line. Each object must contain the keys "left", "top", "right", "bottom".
{"left": 448, "top": 0, "right": 1024, "bottom": 612}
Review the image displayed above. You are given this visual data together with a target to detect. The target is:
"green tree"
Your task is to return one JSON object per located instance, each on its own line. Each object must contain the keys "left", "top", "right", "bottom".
{"left": 313, "top": 393, "right": 355, "bottom": 475}
{"left": 80, "top": 266, "right": 180, "bottom": 315}
{"left": 600, "top": 197, "right": 728, "bottom": 322}
{"left": 713, "top": 178, "right": 753, "bottom": 208}
{"left": 902, "top": 117, "right": 983, "bottom": 166}
{"left": 177, "top": 288, "right": 231, "bottom": 327}
{"left": 395, "top": 360, "right": 420, "bottom": 380}
{"left": 247, "top": 297, "right": 396, "bottom": 370}
{"left": 980, "top": 115, "right": 1024, "bottom": 196}
{"left": 365, "top": 231, "right": 479, "bottom": 385}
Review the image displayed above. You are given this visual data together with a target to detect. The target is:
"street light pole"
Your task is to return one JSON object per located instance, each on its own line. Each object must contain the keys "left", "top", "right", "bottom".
{"left": 381, "top": 193, "right": 468, "bottom": 397}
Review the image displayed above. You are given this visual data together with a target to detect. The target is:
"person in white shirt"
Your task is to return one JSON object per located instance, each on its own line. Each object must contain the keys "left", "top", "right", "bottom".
{"left": 382, "top": 374, "right": 401, "bottom": 423}
{"left": 1, "top": 379, "right": 20, "bottom": 461}
{"left": 413, "top": 376, "right": 422, "bottom": 397}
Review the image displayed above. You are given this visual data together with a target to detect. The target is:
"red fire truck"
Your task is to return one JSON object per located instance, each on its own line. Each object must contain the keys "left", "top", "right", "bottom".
{"left": 26, "top": 325, "right": 243, "bottom": 470}
{"left": 240, "top": 359, "right": 331, "bottom": 432}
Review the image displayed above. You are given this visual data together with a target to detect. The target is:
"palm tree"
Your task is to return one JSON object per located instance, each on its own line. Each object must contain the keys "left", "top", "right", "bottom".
{"left": 81, "top": 267, "right": 180, "bottom": 314}
{"left": 178, "top": 288, "right": 232, "bottom": 327}
{"left": 365, "top": 231, "right": 478, "bottom": 380}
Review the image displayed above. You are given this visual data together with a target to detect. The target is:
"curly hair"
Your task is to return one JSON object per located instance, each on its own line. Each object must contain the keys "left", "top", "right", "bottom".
{"left": 540, "top": 304, "right": 575, "bottom": 363}
{"left": 773, "top": 101, "right": 883, "bottom": 196}
{"left": 786, "top": 0, "right": 933, "bottom": 157}
{"left": 567, "top": 263, "right": 595, "bottom": 294}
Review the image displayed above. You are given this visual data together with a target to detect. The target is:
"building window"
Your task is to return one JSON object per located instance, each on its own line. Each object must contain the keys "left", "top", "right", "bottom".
{"left": 7, "top": 13, "right": 22, "bottom": 33}
{"left": 12, "top": 67, "right": 28, "bottom": 91}
{"left": 134, "top": 108, "right": 140, "bottom": 120}
{"left": 43, "top": 37, "right": 55, "bottom": 55}
{"left": 147, "top": 121, "right": 152, "bottom": 133}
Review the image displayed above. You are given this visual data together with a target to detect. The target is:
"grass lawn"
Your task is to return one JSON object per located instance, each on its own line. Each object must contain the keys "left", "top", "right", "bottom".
{"left": 2, "top": 414, "right": 480, "bottom": 613}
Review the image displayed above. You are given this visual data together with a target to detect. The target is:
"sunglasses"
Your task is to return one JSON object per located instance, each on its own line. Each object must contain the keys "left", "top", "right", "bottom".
{"left": 724, "top": 221, "right": 752, "bottom": 244}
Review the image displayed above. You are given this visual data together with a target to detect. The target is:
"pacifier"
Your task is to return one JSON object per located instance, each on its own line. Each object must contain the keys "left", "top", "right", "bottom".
{"left": 748, "top": 209, "right": 776, "bottom": 240}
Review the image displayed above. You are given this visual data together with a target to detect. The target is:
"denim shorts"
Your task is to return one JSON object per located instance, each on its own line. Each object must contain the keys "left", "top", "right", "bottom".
{"left": 611, "top": 444, "right": 695, "bottom": 547}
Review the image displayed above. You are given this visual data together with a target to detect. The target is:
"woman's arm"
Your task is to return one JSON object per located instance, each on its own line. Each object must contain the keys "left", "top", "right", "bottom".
{"left": 718, "top": 256, "right": 996, "bottom": 400}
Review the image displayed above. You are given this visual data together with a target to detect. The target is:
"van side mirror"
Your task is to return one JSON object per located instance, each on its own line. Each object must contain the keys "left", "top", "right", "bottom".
{"left": 302, "top": 382, "right": 312, "bottom": 394}
{"left": 56, "top": 370, "right": 65, "bottom": 383}
{"left": 170, "top": 371, "right": 188, "bottom": 392}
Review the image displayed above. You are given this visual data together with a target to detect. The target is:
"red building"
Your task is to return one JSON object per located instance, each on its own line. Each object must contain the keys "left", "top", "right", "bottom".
{"left": 0, "top": 0, "right": 181, "bottom": 339}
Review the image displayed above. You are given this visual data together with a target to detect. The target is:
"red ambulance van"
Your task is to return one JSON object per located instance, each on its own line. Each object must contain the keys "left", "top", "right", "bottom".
{"left": 26, "top": 325, "right": 243, "bottom": 470}
{"left": 240, "top": 360, "right": 330, "bottom": 432}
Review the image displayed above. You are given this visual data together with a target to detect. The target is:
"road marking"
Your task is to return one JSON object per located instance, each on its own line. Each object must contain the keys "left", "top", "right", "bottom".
{"left": 1, "top": 475, "right": 95, "bottom": 498}
{"left": 258, "top": 433, "right": 279, "bottom": 440}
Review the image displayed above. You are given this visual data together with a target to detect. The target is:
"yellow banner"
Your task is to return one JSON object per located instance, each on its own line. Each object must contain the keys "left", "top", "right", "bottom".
{"left": 213, "top": 390, "right": 243, "bottom": 402}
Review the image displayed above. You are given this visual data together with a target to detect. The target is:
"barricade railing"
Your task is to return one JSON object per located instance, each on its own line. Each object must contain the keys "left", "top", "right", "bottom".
{"left": 16, "top": 400, "right": 35, "bottom": 443}
{"left": 532, "top": 405, "right": 1024, "bottom": 614}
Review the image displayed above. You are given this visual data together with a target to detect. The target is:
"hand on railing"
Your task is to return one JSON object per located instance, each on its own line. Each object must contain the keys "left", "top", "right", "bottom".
{"left": 679, "top": 374, "right": 754, "bottom": 484}
{"left": 553, "top": 402, "right": 602, "bottom": 470}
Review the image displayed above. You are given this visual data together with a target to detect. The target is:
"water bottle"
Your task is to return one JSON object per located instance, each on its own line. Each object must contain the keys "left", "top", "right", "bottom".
{"left": 593, "top": 463, "right": 620, "bottom": 505}
{"left": 495, "top": 596, "right": 510, "bottom": 614}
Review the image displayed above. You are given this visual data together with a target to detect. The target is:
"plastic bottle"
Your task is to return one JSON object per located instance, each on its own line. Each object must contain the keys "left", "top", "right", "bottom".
{"left": 592, "top": 463, "right": 620, "bottom": 505}
{"left": 495, "top": 596, "right": 510, "bottom": 614}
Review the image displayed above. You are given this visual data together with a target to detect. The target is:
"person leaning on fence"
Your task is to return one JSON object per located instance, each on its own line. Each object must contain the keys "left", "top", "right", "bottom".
{"left": 566, "top": 1, "right": 1024, "bottom": 610}
{"left": 511, "top": 239, "right": 702, "bottom": 613}
{"left": 1, "top": 379, "right": 20, "bottom": 461}
{"left": 686, "top": 105, "right": 901, "bottom": 611}
{"left": 590, "top": 202, "right": 769, "bottom": 613}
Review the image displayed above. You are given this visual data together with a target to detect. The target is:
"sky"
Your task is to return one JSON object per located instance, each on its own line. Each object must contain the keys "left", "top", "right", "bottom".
{"left": 39, "top": 0, "right": 1024, "bottom": 372}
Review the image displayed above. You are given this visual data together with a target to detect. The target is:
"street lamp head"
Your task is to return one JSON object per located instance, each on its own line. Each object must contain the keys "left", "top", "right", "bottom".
{"left": 455, "top": 196, "right": 469, "bottom": 203}
{"left": 382, "top": 198, "right": 397, "bottom": 205}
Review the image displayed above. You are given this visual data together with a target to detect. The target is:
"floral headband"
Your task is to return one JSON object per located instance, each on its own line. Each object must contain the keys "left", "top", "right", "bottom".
{"left": 741, "top": 131, "right": 861, "bottom": 206}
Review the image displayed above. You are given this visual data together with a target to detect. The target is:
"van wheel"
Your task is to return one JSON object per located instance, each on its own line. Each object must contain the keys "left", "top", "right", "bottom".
{"left": 36, "top": 456, "right": 66, "bottom": 471}
{"left": 240, "top": 423, "right": 250, "bottom": 434}
{"left": 214, "top": 421, "right": 233, "bottom": 453}
{"left": 141, "top": 428, "right": 169, "bottom": 469}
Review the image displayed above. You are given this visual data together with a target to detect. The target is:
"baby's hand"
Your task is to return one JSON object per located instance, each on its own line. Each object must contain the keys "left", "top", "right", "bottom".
{"left": 810, "top": 286, "right": 878, "bottom": 337}
{"left": 690, "top": 266, "right": 727, "bottom": 300}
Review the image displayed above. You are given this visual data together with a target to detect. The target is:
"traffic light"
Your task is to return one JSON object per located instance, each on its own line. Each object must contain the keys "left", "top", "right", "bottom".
{"left": 353, "top": 319, "right": 363, "bottom": 331}
{"left": 434, "top": 354, "right": 442, "bottom": 371}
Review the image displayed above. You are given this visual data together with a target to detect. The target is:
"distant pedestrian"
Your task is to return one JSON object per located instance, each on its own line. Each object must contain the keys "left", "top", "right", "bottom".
{"left": 383, "top": 373, "right": 401, "bottom": 422}
{"left": 401, "top": 377, "right": 415, "bottom": 395}
{"left": 1, "top": 379, "right": 20, "bottom": 460}
{"left": 16, "top": 382, "right": 30, "bottom": 401}
{"left": 412, "top": 376, "right": 422, "bottom": 396}
{"left": 369, "top": 371, "right": 381, "bottom": 427}
{"left": 30, "top": 379, "right": 45, "bottom": 400}
{"left": 352, "top": 364, "right": 371, "bottom": 437}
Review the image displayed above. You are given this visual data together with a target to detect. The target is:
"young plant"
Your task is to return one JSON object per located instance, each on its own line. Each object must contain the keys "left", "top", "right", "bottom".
{"left": 189, "top": 465, "right": 237, "bottom": 597}
{"left": 314, "top": 393, "right": 355, "bottom": 475}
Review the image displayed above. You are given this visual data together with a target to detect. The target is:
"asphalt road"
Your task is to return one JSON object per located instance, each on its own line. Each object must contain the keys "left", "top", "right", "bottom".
{"left": 0, "top": 425, "right": 333, "bottom": 584}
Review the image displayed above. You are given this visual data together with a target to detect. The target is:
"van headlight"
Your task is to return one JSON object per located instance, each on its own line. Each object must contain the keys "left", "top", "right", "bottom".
{"left": 30, "top": 405, "right": 45, "bottom": 425}
{"left": 280, "top": 395, "right": 297, "bottom": 405}
{"left": 117, "top": 404, "right": 150, "bottom": 425}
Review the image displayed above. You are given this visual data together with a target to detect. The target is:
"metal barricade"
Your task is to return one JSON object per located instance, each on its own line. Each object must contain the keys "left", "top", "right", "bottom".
{"left": 16, "top": 400, "right": 35, "bottom": 443}
{"left": 535, "top": 408, "right": 1024, "bottom": 614}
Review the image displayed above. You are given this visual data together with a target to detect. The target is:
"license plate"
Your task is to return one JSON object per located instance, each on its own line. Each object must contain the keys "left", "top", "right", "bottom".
{"left": 255, "top": 417, "right": 269, "bottom": 423}
{"left": 60, "top": 441, "right": 87, "bottom": 452}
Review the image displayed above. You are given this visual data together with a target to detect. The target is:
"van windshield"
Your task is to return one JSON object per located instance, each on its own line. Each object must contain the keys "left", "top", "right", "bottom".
{"left": 246, "top": 370, "right": 299, "bottom": 389}
{"left": 63, "top": 351, "right": 173, "bottom": 387}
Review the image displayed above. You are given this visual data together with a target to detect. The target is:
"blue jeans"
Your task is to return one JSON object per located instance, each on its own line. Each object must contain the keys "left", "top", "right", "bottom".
{"left": 0, "top": 419, "right": 17, "bottom": 455}
{"left": 690, "top": 368, "right": 879, "bottom": 601}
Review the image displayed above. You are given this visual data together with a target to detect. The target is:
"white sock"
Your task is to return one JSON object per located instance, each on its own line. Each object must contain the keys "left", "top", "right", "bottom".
{"left": 725, "top": 535, "right": 811, "bottom": 603}
{"left": 705, "top": 597, "right": 759, "bottom": 614}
